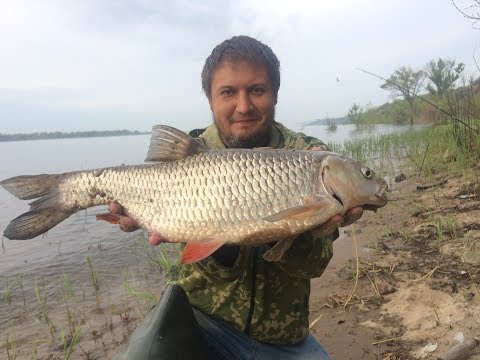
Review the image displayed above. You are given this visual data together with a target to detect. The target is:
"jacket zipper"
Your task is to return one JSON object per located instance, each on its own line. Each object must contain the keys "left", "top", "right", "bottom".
{"left": 244, "top": 247, "right": 258, "bottom": 335}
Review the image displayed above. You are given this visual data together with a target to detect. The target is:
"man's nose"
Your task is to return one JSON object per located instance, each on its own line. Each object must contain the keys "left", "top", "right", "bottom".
{"left": 235, "top": 91, "right": 253, "bottom": 113}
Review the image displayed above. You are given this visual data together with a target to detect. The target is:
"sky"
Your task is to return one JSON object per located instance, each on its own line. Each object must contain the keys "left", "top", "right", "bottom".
{"left": 0, "top": 0, "right": 479, "bottom": 133}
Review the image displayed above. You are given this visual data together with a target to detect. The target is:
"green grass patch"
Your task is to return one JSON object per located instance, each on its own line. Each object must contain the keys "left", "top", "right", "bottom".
{"left": 328, "top": 124, "right": 478, "bottom": 180}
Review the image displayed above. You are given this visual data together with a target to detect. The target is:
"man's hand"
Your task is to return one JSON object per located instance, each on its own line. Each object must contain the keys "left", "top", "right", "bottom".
{"left": 108, "top": 202, "right": 166, "bottom": 246}
{"left": 108, "top": 202, "right": 139, "bottom": 232}
{"left": 310, "top": 207, "right": 364, "bottom": 238}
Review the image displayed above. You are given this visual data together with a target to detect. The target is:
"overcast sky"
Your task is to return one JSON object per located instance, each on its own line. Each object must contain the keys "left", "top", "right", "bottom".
{"left": 0, "top": 0, "right": 478, "bottom": 133}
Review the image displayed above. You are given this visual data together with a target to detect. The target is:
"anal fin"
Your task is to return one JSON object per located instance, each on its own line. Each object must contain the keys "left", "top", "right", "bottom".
{"left": 181, "top": 239, "right": 226, "bottom": 264}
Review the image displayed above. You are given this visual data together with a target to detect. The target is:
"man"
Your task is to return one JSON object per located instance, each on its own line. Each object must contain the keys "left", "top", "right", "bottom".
{"left": 111, "top": 35, "right": 363, "bottom": 359}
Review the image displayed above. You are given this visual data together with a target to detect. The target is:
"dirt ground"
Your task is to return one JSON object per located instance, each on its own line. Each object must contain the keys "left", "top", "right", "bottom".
{"left": 310, "top": 168, "right": 480, "bottom": 359}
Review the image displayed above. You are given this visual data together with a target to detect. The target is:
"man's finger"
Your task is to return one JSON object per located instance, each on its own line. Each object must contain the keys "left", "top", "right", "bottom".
{"left": 311, "top": 214, "right": 344, "bottom": 237}
{"left": 119, "top": 216, "right": 140, "bottom": 232}
{"left": 108, "top": 202, "right": 124, "bottom": 215}
{"left": 341, "top": 207, "right": 363, "bottom": 227}
{"left": 148, "top": 233, "right": 174, "bottom": 246}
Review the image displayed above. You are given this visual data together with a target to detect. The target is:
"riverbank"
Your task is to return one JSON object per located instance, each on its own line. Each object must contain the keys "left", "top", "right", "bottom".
{"left": 310, "top": 160, "right": 480, "bottom": 359}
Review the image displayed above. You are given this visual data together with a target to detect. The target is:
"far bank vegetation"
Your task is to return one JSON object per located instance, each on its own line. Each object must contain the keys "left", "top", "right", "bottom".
{"left": 0, "top": 129, "right": 149, "bottom": 142}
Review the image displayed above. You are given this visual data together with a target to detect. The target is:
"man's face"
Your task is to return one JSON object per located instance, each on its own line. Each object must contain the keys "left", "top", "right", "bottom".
{"left": 208, "top": 59, "right": 277, "bottom": 148}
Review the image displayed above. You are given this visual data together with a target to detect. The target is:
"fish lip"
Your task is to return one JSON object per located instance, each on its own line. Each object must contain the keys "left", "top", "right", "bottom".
{"left": 375, "top": 182, "right": 389, "bottom": 202}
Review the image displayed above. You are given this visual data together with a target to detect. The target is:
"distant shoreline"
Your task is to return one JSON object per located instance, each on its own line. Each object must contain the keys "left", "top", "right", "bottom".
{"left": 0, "top": 130, "right": 150, "bottom": 142}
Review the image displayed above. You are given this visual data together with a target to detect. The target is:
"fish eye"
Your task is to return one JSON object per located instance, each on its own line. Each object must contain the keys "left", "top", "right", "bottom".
{"left": 361, "top": 166, "right": 372, "bottom": 179}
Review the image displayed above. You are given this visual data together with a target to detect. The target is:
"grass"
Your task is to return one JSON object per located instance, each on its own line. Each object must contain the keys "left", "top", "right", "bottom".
{"left": 434, "top": 217, "right": 443, "bottom": 243}
{"left": 328, "top": 124, "right": 478, "bottom": 180}
{"left": 123, "top": 269, "right": 158, "bottom": 303}
{"left": 34, "top": 277, "right": 56, "bottom": 342}
{"left": 15, "top": 274, "right": 26, "bottom": 313}
{"left": 86, "top": 256, "right": 100, "bottom": 292}
{"left": 5, "top": 331, "right": 16, "bottom": 360}
{"left": 384, "top": 225, "right": 394, "bottom": 240}
{"left": 4, "top": 278, "right": 13, "bottom": 305}
{"left": 61, "top": 274, "right": 77, "bottom": 337}
{"left": 64, "top": 324, "right": 81, "bottom": 360}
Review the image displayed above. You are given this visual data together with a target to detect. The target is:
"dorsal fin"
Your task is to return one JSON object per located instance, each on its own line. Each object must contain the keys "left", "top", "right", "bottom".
{"left": 145, "top": 125, "right": 208, "bottom": 162}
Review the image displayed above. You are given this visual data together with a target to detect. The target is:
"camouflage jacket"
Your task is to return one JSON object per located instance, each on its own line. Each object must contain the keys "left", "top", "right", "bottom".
{"left": 169, "top": 122, "right": 335, "bottom": 345}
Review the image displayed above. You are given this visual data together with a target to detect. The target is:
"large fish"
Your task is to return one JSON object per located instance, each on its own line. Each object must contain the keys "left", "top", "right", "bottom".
{"left": 1, "top": 125, "right": 388, "bottom": 263}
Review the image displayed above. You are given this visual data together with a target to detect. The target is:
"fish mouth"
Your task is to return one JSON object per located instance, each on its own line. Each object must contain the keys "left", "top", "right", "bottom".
{"left": 375, "top": 182, "right": 388, "bottom": 202}
{"left": 332, "top": 192, "right": 344, "bottom": 206}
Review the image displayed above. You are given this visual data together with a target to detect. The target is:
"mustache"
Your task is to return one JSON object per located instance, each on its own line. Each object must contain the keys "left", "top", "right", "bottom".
{"left": 232, "top": 117, "right": 258, "bottom": 122}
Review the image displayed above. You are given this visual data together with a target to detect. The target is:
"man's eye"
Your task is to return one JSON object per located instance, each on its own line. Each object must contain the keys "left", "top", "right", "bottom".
{"left": 251, "top": 87, "right": 265, "bottom": 95}
{"left": 220, "top": 89, "right": 234, "bottom": 96}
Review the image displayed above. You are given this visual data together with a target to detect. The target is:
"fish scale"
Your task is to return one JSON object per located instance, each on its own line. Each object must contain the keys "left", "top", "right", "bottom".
{"left": 61, "top": 151, "right": 315, "bottom": 242}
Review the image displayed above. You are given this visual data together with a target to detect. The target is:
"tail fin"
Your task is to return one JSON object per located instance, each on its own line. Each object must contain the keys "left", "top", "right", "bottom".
{"left": 1, "top": 174, "right": 73, "bottom": 240}
{"left": 1, "top": 174, "right": 59, "bottom": 200}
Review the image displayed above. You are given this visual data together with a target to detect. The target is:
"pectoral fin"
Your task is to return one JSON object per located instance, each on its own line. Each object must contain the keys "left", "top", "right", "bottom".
{"left": 263, "top": 196, "right": 331, "bottom": 222}
{"left": 181, "top": 238, "right": 226, "bottom": 264}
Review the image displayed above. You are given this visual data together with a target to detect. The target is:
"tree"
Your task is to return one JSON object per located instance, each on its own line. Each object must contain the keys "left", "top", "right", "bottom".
{"left": 380, "top": 67, "right": 425, "bottom": 126}
{"left": 347, "top": 103, "right": 364, "bottom": 127}
{"left": 425, "top": 58, "right": 465, "bottom": 100}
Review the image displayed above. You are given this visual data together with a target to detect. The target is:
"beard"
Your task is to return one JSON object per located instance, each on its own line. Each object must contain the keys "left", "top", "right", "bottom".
{"left": 214, "top": 108, "right": 275, "bottom": 149}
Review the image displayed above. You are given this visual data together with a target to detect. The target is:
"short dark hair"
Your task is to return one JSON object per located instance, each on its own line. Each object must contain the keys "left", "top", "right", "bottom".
{"left": 201, "top": 35, "right": 280, "bottom": 98}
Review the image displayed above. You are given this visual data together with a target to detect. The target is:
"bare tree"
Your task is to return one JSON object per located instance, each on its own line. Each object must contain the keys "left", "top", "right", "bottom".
{"left": 380, "top": 67, "right": 425, "bottom": 126}
{"left": 452, "top": 0, "right": 480, "bottom": 28}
